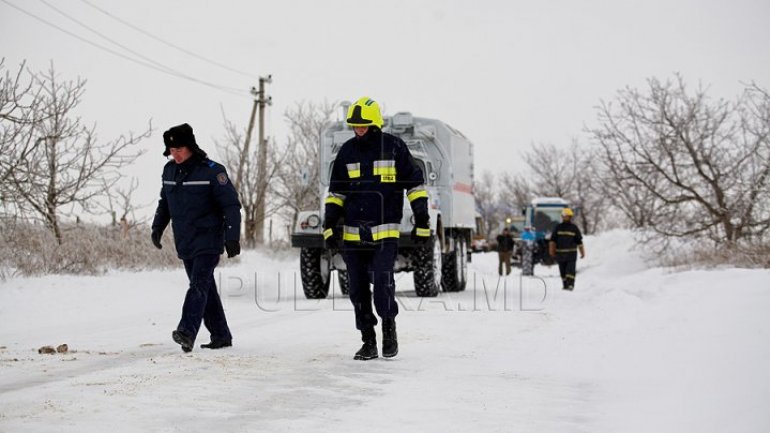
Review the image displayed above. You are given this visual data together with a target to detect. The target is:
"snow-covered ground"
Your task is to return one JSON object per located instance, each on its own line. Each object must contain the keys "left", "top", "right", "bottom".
{"left": 1, "top": 230, "right": 768, "bottom": 433}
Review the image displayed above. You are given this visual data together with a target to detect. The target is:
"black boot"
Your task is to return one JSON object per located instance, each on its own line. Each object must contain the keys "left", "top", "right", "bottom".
{"left": 200, "top": 339, "right": 232, "bottom": 349}
{"left": 354, "top": 328, "right": 378, "bottom": 360}
{"left": 382, "top": 318, "right": 398, "bottom": 358}
{"left": 172, "top": 330, "right": 194, "bottom": 353}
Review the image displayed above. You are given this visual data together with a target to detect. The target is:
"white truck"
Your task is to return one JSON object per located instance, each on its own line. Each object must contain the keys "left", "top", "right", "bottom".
{"left": 291, "top": 109, "right": 476, "bottom": 298}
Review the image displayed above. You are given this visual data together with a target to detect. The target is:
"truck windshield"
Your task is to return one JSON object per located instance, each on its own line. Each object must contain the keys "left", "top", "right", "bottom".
{"left": 532, "top": 208, "right": 564, "bottom": 233}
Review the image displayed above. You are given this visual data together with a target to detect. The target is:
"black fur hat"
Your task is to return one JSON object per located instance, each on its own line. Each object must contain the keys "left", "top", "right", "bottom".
{"left": 162, "top": 123, "right": 207, "bottom": 158}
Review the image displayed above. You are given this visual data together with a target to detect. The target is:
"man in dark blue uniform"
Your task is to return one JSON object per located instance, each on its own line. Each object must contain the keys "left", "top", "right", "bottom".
{"left": 323, "top": 97, "right": 430, "bottom": 360}
{"left": 548, "top": 208, "right": 585, "bottom": 291}
{"left": 151, "top": 123, "right": 242, "bottom": 353}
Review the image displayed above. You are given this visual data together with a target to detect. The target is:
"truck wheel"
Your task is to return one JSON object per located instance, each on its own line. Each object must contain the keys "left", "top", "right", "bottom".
{"left": 442, "top": 235, "right": 467, "bottom": 292}
{"left": 300, "top": 248, "right": 330, "bottom": 299}
{"left": 521, "top": 242, "right": 534, "bottom": 276}
{"left": 413, "top": 236, "right": 441, "bottom": 297}
{"left": 337, "top": 270, "right": 350, "bottom": 295}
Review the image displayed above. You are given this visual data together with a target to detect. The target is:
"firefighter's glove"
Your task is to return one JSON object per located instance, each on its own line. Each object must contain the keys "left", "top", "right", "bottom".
{"left": 225, "top": 240, "right": 241, "bottom": 258}
{"left": 324, "top": 227, "right": 340, "bottom": 251}
{"left": 411, "top": 213, "right": 431, "bottom": 245}
{"left": 151, "top": 230, "right": 163, "bottom": 250}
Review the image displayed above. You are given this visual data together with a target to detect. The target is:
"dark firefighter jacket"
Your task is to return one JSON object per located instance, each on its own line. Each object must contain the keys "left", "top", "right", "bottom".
{"left": 152, "top": 156, "right": 241, "bottom": 259}
{"left": 323, "top": 128, "right": 429, "bottom": 243}
{"left": 549, "top": 221, "right": 583, "bottom": 261}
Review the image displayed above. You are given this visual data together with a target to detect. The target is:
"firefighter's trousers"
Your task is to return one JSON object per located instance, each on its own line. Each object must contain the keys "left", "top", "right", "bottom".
{"left": 342, "top": 241, "right": 399, "bottom": 330}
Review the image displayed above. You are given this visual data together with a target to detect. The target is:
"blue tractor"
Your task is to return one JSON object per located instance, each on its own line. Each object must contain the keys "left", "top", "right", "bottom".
{"left": 518, "top": 197, "right": 571, "bottom": 276}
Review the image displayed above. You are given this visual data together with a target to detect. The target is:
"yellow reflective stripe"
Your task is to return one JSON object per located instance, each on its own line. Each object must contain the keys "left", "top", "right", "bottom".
{"left": 373, "top": 167, "right": 397, "bottom": 176}
{"left": 407, "top": 189, "right": 428, "bottom": 202}
{"left": 343, "top": 225, "right": 361, "bottom": 242}
{"left": 557, "top": 231, "right": 576, "bottom": 236}
{"left": 556, "top": 248, "right": 578, "bottom": 252}
{"left": 416, "top": 228, "right": 431, "bottom": 237}
{"left": 343, "top": 232, "right": 361, "bottom": 241}
{"left": 565, "top": 275, "right": 575, "bottom": 280}
{"left": 325, "top": 196, "right": 344, "bottom": 207}
{"left": 372, "top": 230, "right": 400, "bottom": 241}
{"left": 323, "top": 228, "right": 333, "bottom": 239}
{"left": 346, "top": 163, "right": 361, "bottom": 178}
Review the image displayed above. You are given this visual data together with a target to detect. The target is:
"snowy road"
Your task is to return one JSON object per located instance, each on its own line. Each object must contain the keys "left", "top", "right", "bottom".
{"left": 1, "top": 231, "right": 769, "bottom": 432}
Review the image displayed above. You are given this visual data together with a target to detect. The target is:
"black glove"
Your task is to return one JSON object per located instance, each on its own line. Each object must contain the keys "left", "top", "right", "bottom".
{"left": 151, "top": 230, "right": 163, "bottom": 249}
{"left": 225, "top": 240, "right": 241, "bottom": 258}
{"left": 324, "top": 227, "right": 340, "bottom": 251}
{"left": 411, "top": 213, "right": 430, "bottom": 245}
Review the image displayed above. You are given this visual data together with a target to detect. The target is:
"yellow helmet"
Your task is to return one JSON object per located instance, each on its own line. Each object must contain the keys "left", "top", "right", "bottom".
{"left": 562, "top": 208, "right": 574, "bottom": 217}
{"left": 346, "top": 97, "right": 383, "bottom": 129}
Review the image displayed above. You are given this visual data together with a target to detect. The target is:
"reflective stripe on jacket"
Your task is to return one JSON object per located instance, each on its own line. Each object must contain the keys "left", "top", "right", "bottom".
{"left": 323, "top": 129, "right": 428, "bottom": 243}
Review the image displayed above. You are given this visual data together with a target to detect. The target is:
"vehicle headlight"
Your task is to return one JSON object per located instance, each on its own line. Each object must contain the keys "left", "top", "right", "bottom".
{"left": 306, "top": 214, "right": 320, "bottom": 228}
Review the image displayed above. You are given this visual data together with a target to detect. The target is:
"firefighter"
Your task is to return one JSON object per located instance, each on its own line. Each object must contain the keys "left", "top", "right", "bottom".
{"left": 151, "top": 123, "right": 242, "bottom": 352}
{"left": 323, "top": 97, "right": 430, "bottom": 360}
{"left": 548, "top": 208, "right": 585, "bottom": 290}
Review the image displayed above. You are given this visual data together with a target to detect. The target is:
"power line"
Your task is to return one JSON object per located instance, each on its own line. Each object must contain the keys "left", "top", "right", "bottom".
{"left": 78, "top": 0, "right": 258, "bottom": 80}
{"left": 35, "top": 0, "right": 247, "bottom": 95}
{"left": 1, "top": 0, "right": 250, "bottom": 98}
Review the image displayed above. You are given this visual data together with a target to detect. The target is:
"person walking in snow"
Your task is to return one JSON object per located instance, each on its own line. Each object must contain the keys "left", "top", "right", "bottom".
{"left": 323, "top": 96, "right": 430, "bottom": 360}
{"left": 548, "top": 208, "right": 585, "bottom": 290}
{"left": 496, "top": 227, "right": 514, "bottom": 276}
{"left": 151, "top": 123, "right": 242, "bottom": 352}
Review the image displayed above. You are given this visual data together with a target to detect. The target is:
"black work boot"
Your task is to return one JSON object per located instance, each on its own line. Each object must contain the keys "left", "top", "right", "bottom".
{"left": 172, "top": 330, "right": 194, "bottom": 353}
{"left": 382, "top": 319, "right": 398, "bottom": 358}
{"left": 200, "top": 339, "right": 232, "bottom": 349}
{"left": 354, "top": 328, "right": 378, "bottom": 360}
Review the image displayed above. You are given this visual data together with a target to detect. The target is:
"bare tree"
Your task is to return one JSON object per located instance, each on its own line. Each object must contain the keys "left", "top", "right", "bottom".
{"left": 216, "top": 115, "right": 287, "bottom": 248}
{"left": 522, "top": 142, "right": 576, "bottom": 198}
{"left": 589, "top": 75, "right": 770, "bottom": 244}
{"left": 5, "top": 64, "right": 149, "bottom": 244}
{"left": 498, "top": 171, "right": 532, "bottom": 216}
{"left": 473, "top": 170, "right": 499, "bottom": 238}
{"left": 0, "top": 59, "right": 48, "bottom": 212}
{"left": 509, "top": 140, "right": 607, "bottom": 234}
{"left": 273, "top": 100, "right": 338, "bottom": 229}
{"left": 99, "top": 176, "right": 149, "bottom": 231}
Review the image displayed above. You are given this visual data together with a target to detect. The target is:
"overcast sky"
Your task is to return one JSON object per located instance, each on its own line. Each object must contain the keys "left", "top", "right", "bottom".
{"left": 2, "top": 0, "right": 769, "bottom": 220}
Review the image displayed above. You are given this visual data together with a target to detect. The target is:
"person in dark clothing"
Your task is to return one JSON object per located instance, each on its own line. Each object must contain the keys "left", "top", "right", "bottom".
{"left": 151, "top": 123, "right": 242, "bottom": 352}
{"left": 548, "top": 208, "right": 585, "bottom": 291}
{"left": 323, "top": 96, "right": 430, "bottom": 360}
{"left": 496, "top": 228, "right": 514, "bottom": 276}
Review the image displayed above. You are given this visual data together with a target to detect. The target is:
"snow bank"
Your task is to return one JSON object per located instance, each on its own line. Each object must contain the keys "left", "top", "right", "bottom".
{"left": 0, "top": 230, "right": 768, "bottom": 433}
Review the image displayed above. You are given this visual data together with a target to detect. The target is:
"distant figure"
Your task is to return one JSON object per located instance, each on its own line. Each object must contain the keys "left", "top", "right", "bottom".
{"left": 151, "top": 123, "right": 242, "bottom": 352}
{"left": 548, "top": 208, "right": 585, "bottom": 290}
{"left": 496, "top": 227, "right": 514, "bottom": 276}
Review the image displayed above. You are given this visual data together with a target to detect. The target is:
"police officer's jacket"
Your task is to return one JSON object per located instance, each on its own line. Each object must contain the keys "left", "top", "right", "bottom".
{"left": 549, "top": 221, "right": 583, "bottom": 261}
{"left": 152, "top": 155, "right": 241, "bottom": 259}
{"left": 324, "top": 128, "right": 428, "bottom": 243}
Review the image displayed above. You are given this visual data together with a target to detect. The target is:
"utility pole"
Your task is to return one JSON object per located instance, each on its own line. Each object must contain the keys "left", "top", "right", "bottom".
{"left": 236, "top": 86, "right": 259, "bottom": 194}
{"left": 254, "top": 75, "right": 272, "bottom": 245}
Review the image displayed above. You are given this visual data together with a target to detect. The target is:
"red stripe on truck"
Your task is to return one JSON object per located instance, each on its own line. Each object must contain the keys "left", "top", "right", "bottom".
{"left": 453, "top": 182, "right": 472, "bottom": 194}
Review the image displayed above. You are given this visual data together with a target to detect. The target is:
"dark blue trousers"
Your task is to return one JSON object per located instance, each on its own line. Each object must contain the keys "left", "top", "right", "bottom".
{"left": 342, "top": 241, "right": 399, "bottom": 330}
{"left": 177, "top": 254, "right": 232, "bottom": 342}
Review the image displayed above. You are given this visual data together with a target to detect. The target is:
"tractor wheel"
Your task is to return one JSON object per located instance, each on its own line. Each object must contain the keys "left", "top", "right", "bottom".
{"left": 300, "top": 247, "right": 330, "bottom": 299}
{"left": 441, "top": 234, "right": 468, "bottom": 292}
{"left": 521, "top": 242, "right": 534, "bottom": 276}
{"left": 413, "top": 235, "right": 441, "bottom": 297}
